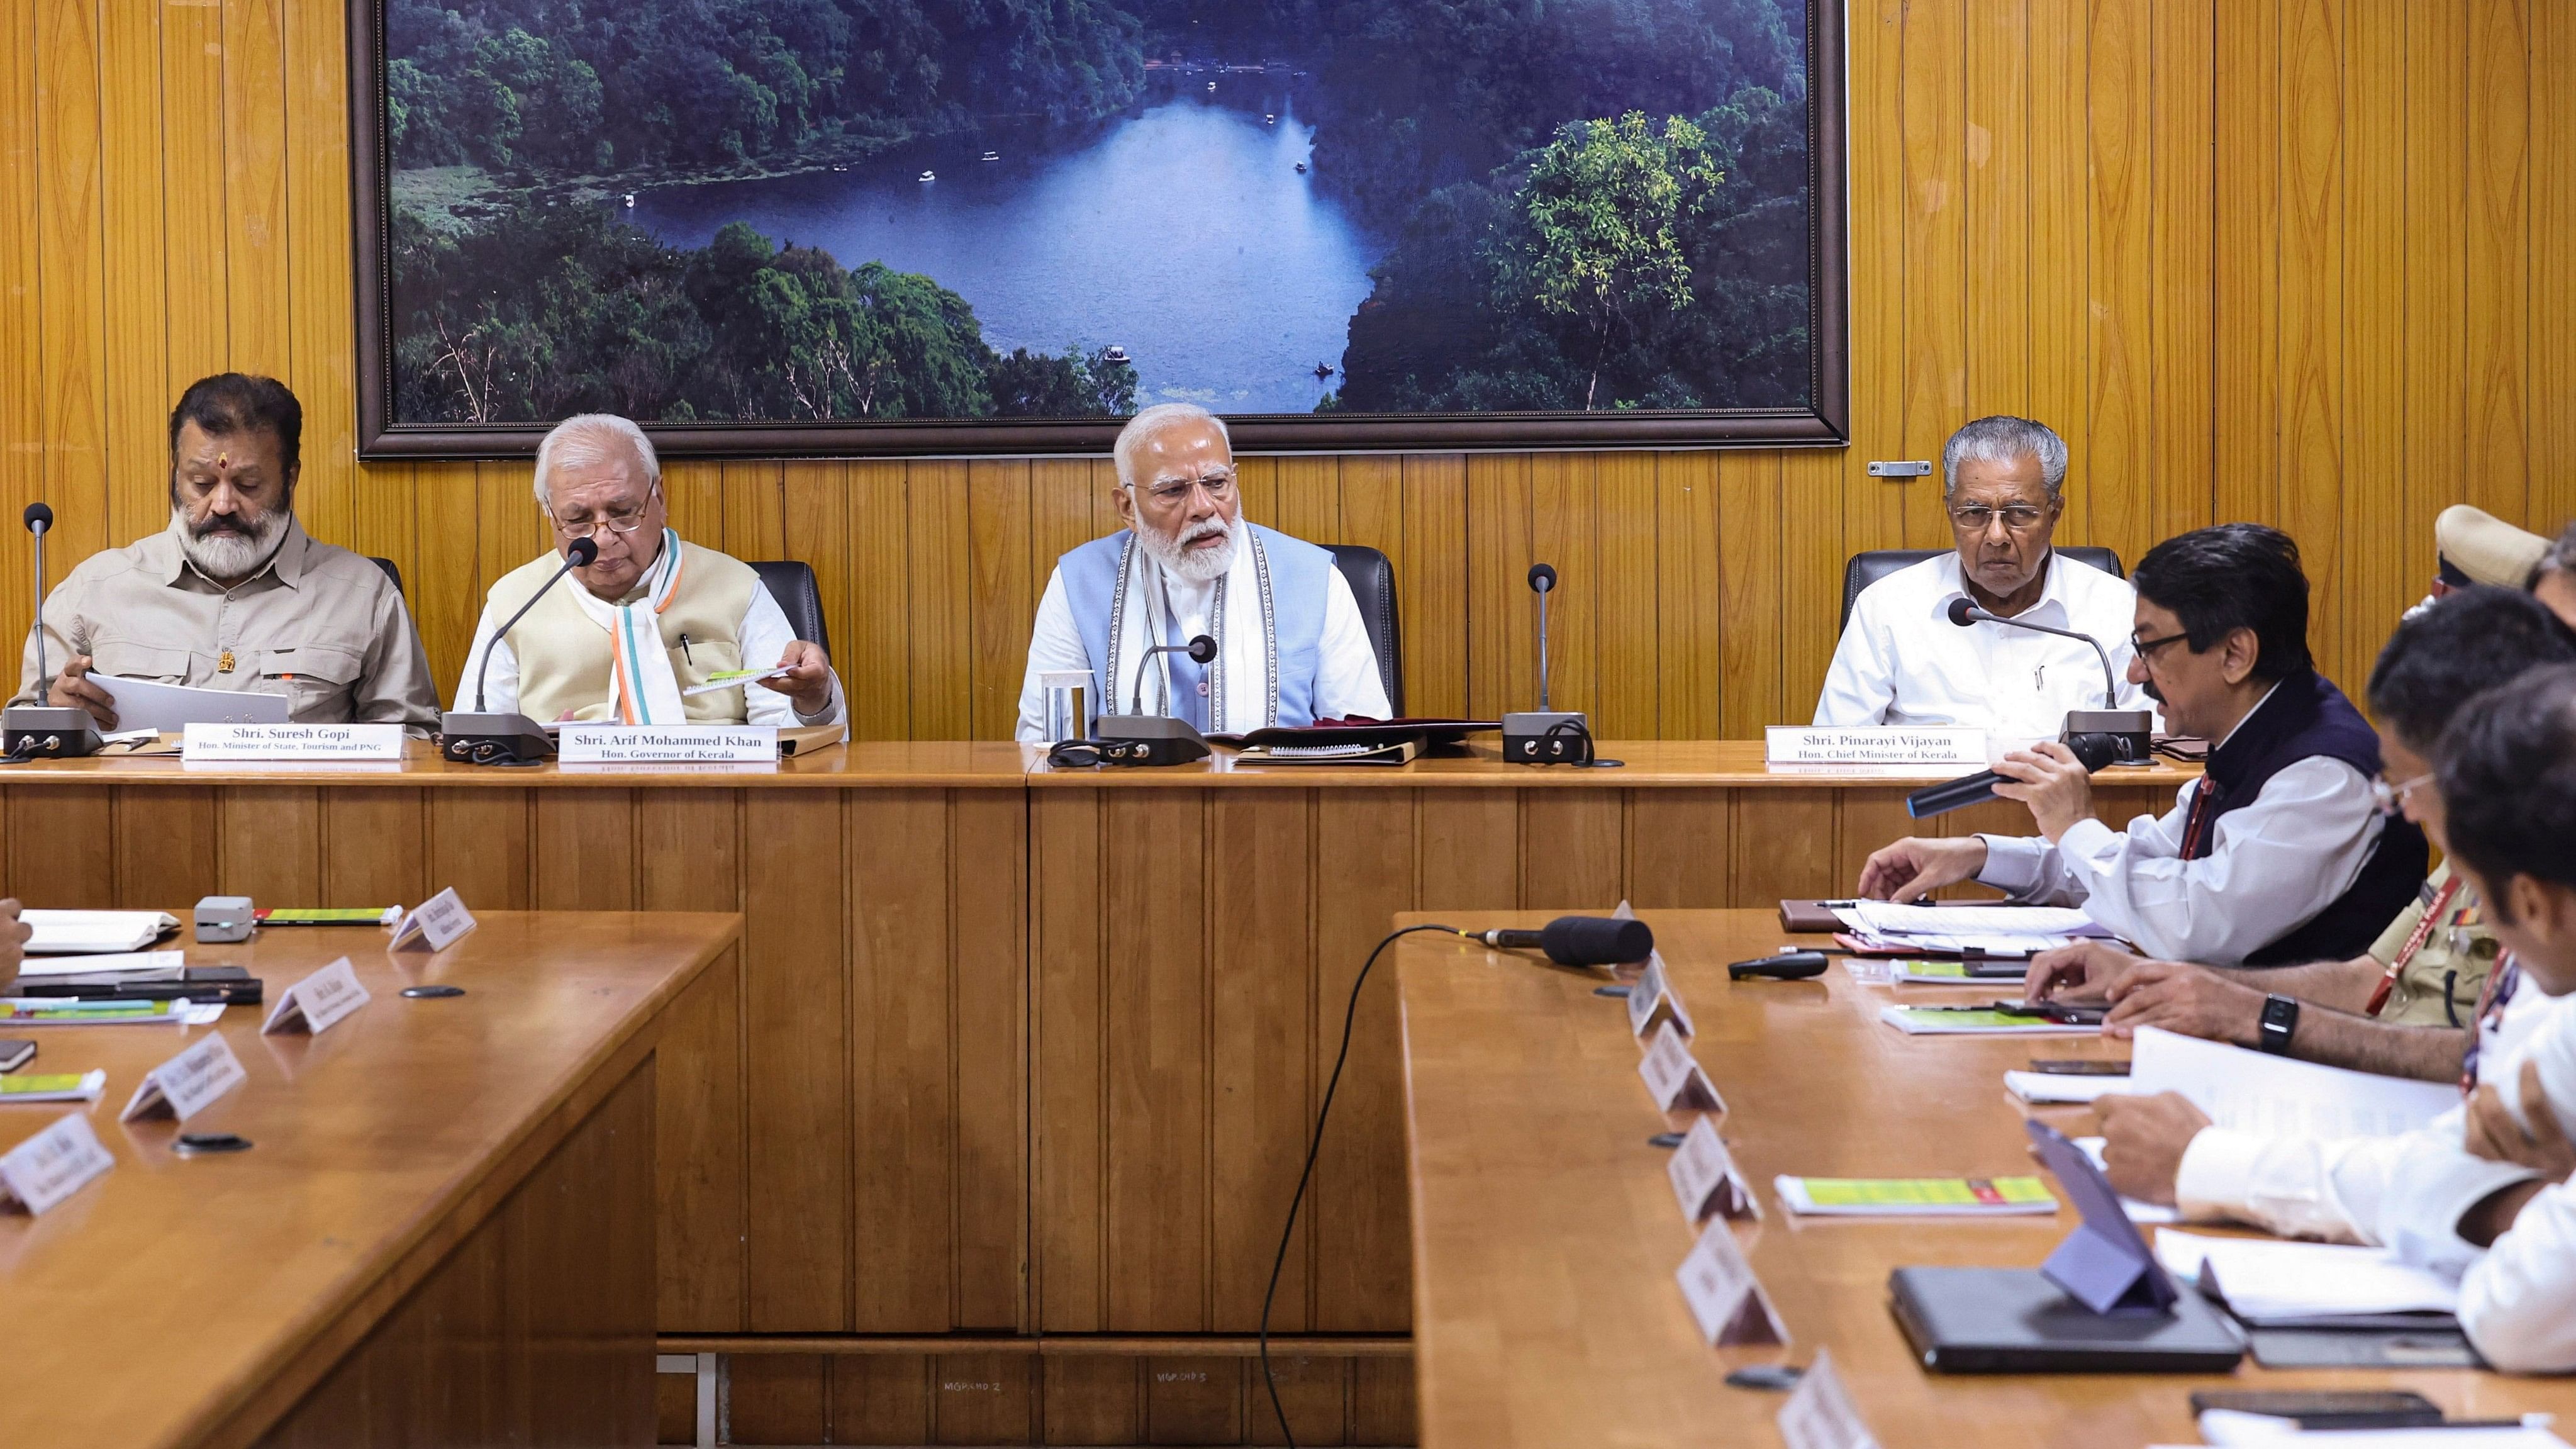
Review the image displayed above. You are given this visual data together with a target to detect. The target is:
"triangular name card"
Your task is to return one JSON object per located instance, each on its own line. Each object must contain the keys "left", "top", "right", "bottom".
{"left": 120, "top": 1032, "right": 246, "bottom": 1123}
{"left": 1675, "top": 1216, "right": 1787, "bottom": 1346}
{"left": 1638, "top": 1021, "right": 1725, "bottom": 1113}
{"left": 1775, "top": 1350, "right": 1881, "bottom": 1449}
{"left": 389, "top": 887, "right": 477, "bottom": 953}
{"left": 1668, "top": 1116, "right": 1760, "bottom": 1224}
{"left": 0, "top": 1112, "right": 114, "bottom": 1214}
{"left": 262, "top": 956, "right": 372, "bottom": 1036}
{"left": 1627, "top": 951, "right": 1695, "bottom": 1039}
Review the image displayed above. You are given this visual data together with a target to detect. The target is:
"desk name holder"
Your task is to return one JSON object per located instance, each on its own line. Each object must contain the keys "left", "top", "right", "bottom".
{"left": 1669, "top": 1116, "right": 1759, "bottom": 1224}
{"left": 1676, "top": 1216, "right": 1787, "bottom": 1346}
{"left": 1775, "top": 1349, "right": 1881, "bottom": 1449}
{"left": 1637, "top": 1021, "right": 1725, "bottom": 1114}
{"left": 0, "top": 1111, "right": 116, "bottom": 1213}
{"left": 121, "top": 1032, "right": 246, "bottom": 1123}
{"left": 557, "top": 724, "right": 778, "bottom": 765}
{"left": 263, "top": 956, "right": 371, "bottom": 1036}
{"left": 1764, "top": 727, "right": 1985, "bottom": 767}
{"left": 182, "top": 723, "right": 405, "bottom": 762}
{"left": 391, "top": 888, "right": 477, "bottom": 954}
{"left": 1627, "top": 951, "right": 1694, "bottom": 1039}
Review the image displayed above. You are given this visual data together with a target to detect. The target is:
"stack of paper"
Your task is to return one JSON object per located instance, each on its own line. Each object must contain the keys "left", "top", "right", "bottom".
{"left": 1880, "top": 1005, "right": 2095, "bottom": 1036}
{"left": 2154, "top": 1229, "right": 2458, "bottom": 1328}
{"left": 2130, "top": 1026, "right": 2456, "bottom": 1138}
{"left": 16, "top": 949, "right": 186, "bottom": 978}
{"left": 2176, "top": 1421, "right": 2569, "bottom": 1449}
{"left": 1831, "top": 901, "right": 2112, "bottom": 957}
{"left": 20, "top": 911, "right": 175, "bottom": 954}
{"left": 2004, "top": 1070, "right": 2128, "bottom": 1104}
{"left": 1774, "top": 1174, "right": 2057, "bottom": 1216}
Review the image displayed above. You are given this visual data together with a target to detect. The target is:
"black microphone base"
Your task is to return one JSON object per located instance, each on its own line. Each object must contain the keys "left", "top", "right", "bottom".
{"left": 1093, "top": 714, "right": 1212, "bottom": 766}
{"left": 3, "top": 705, "right": 101, "bottom": 758}
{"left": 440, "top": 710, "right": 554, "bottom": 766}
{"left": 2064, "top": 709, "right": 2155, "bottom": 765}
{"left": 1502, "top": 710, "right": 1587, "bottom": 763}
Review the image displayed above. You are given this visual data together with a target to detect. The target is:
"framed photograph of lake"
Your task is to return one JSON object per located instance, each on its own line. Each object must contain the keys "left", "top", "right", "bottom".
{"left": 351, "top": 0, "right": 1848, "bottom": 459}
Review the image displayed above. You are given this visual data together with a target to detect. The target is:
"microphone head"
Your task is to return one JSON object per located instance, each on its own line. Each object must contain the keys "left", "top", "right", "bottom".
{"left": 1946, "top": 596, "right": 1979, "bottom": 627}
{"left": 1537, "top": 915, "right": 1654, "bottom": 967}
{"left": 2064, "top": 732, "right": 2121, "bottom": 771}
{"left": 1527, "top": 562, "right": 1556, "bottom": 593}
{"left": 1186, "top": 634, "right": 1217, "bottom": 663}
{"left": 22, "top": 502, "right": 52, "bottom": 532}
{"left": 566, "top": 536, "right": 600, "bottom": 567}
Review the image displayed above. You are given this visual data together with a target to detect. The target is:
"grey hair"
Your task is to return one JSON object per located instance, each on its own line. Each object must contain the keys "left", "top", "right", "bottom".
{"left": 2543, "top": 522, "right": 2576, "bottom": 583}
{"left": 1941, "top": 415, "right": 2069, "bottom": 498}
{"left": 1113, "top": 403, "right": 1231, "bottom": 491}
{"left": 532, "top": 413, "right": 660, "bottom": 506}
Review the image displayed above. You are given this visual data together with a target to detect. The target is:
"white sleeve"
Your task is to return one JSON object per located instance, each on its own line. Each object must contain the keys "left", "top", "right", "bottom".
{"left": 1017, "top": 569, "right": 1093, "bottom": 743}
{"left": 453, "top": 603, "right": 520, "bottom": 715}
{"left": 738, "top": 587, "right": 844, "bottom": 727}
{"left": 1813, "top": 605, "right": 1896, "bottom": 725}
{"left": 2051, "top": 758, "right": 2382, "bottom": 964}
{"left": 1312, "top": 567, "right": 1394, "bottom": 721}
{"left": 2458, "top": 1010, "right": 2576, "bottom": 1371}
{"left": 1975, "top": 780, "right": 2194, "bottom": 911}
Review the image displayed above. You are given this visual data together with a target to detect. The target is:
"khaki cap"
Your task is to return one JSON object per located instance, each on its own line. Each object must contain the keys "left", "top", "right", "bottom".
{"left": 2436, "top": 505, "right": 2548, "bottom": 589}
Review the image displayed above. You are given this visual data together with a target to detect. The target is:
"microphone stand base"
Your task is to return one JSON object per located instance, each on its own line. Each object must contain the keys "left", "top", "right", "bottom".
{"left": 1092, "top": 714, "right": 1211, "bottom": 766}
{"left": 1502, "top": 710, "right": 1588, "bottom": 764}
{"left": 1, "top": 706, "right": 101, "bottom": 759}
{"left": 440, "top": 711, "right": 555, "bottom": 766}
{"left": 2063, "top": 709, "right": 2155, "bottom": 765}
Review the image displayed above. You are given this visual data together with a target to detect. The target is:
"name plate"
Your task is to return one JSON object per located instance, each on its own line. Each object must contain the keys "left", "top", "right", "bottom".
{"left": 557, "top": 724, "right": 778, "bottom": 764}
{"left": 1675, "top": 1217, "right": 1787, "bottom": 1346}
{"left": 391, "top": 887, "right": 477, "bottom": 954}
{"left": 1637, "top": 1021, "right": 1725, "bottom": 1114}
{"left": 1668, "top": 1116, "right": 1759, "bottom": 1224}
{"left": 1765, "top": 726, "right": 1985, "bottom": 766}
{"left": 121, "top": 1032, "right": 247, "bottom": 1123}
{"left": 263, "top": 956, "right": 371, "bottom": 1036}
{"left": 1776, "top": 1350, "right": 1881, "bottom": 1449}
{"left": 0, "top": 1112, "right": 115, "bottom": 1213}
{"left": 1626, "top": 951, "right": 1694, "bottom": 1039}
{"left": 183, "top": 722, "right": 405, "bottom": 761}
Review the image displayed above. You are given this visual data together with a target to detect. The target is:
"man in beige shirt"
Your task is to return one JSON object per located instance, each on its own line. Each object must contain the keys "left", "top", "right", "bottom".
{"left": 9, "top": 373, "right": 438, "bottom": 729}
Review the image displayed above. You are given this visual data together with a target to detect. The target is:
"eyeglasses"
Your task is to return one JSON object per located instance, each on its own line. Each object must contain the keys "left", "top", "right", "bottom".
{"left": 1948, "top": 504, "right": 2050, "bottom": 533}
{"left": 2372, "top": 772, "right": 2434, "bottom": 817}
{"left": 549, "top": 484, "right": 659, "bottom": 540}
{"left": 2130, "top": 629, "right": 2190, "bottom": 660}
{"left": 1135, "top": 471, "right": 1238, "bottom": 507}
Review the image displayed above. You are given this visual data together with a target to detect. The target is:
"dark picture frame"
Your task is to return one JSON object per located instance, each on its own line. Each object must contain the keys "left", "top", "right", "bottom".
{"left": 349, "top": 0, "right": 1848, "bottom": 460}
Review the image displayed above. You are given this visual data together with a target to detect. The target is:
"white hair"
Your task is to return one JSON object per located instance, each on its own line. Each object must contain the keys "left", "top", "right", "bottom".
{"left": 533, "top": 413, "right": 660, "bottom": 507}
{"left": 1113, "top": 403, "right": 1231, "bottom": 491}
{"left": 1941, "top": 415, "right": 2068, "bottom": 498}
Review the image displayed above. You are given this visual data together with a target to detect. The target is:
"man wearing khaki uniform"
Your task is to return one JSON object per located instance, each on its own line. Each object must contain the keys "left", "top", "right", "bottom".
{"left": 10, "top": 373, "right": 438, "bottom": 731}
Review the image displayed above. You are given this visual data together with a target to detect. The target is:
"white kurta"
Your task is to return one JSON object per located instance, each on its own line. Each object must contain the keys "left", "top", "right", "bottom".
{"left": 1015, "top": 528, "right": 1391, "bottom": 742}
{"left": 1815, "top": 551, "right": 2156, "bottom": 747}
{"left": 457, "top": 581, "right": 845, "bottom": 727}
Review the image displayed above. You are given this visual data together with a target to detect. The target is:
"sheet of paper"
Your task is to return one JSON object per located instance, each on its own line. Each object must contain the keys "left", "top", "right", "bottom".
{"left": 1773, "top": 1174, "right": 2056, "bottom": 1216}
{"left": 2153, "top": 1229, "right": 2458, "bottom": 1321}
{"left": 681, "top": 666, "right": 793, "bottom": 697}
{"left": 20, "top": 910, "right": 171, "bottom": 954}
{"left": 1840, "top": 902, "right": 2104, "bottom": 937}
{"left": 89, "top": 674, "right": 289, "bottom": 732}
{"left": 2129, "top": 1025, "right": 2458, "bottom": 1138}
{"left": 2004, "top": 1069, "right": 2126, "bottom": 1104}
{"left": 14, "top": 948, "right": 186, "bottom": 978}
{"left": 2185, "top": 1418, "right": 2567, "bottom": 1449}
{"left": 1879, "top": 1005, "right": 2094, "bottom": 1036}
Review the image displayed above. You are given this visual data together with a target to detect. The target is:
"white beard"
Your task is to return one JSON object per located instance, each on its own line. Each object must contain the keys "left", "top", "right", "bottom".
{"left": 1135, "top": 515, "right": 1235, "bottom": 583}
{"left": 173, "top": 505, "right": 291, "bottom": 581}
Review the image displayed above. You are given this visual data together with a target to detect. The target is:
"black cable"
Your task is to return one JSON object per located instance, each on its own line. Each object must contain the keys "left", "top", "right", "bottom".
{"left": 1259, "top": 921, "right": 1461, "bottom": 1448}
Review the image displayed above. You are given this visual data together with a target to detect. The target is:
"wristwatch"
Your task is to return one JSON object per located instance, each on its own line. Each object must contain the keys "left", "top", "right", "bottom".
{"left": 2258, "top": 993, "right": 2300, "bottom": 1055}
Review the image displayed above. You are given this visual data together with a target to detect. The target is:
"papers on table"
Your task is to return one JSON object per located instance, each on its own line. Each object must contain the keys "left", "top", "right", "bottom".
{"left": 2131, "top": 1026, "right": 2457, "bottom": 1138}
{"left": 0, "top": 998, "right": 225, "bottom": 1027}
{"left": 1880, "top": 1005, "right": 2095, "bottom": 1036}
{"left": 2153, "top": 1229, "right": 2458, "bottom": 1329}
{"left": 21, "top": 910, "right": 174, "bottom": 954}
{"left": 1830, "top": 901, "right": 2112, "bottom": 957}
{"left": 14, "top": 949, "right": 186, "bottom": 978}
{"left": 2179, "top": 1420, "right": 2570, "bottom": 1449}
{"left": 89, "top": 674, "right": 289, "bottom": 732}
{"left": 0, "top": 1070, "right": 108, "bottom": 1103}
{"left": 1774, "top": 1174, "right": 2057, "bottom": 1217}
{"left": 2005, "top": 1070, "right": 2127, "bottom": 1104}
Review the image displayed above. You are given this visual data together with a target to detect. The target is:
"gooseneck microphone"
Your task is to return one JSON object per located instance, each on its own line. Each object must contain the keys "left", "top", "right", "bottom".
{"left": 442, "top": 535, "right": 599, "bottom": 764}
{"left": 1528, "top": 563, "right": 1557, "bottom": 710}
{"left": 1945, "top": 594, "right": 2119, "bottom": 708}
{"left": 1128, "top": 632, "right": 1218, "bottom": 717}
{"left": 1905, "top": 731, "right": 2121, "bottom": 818}
{"left": 1504, "top": 564, "right": 1597, "bottom": 763}
{"left": 24, "top": 503, "right": 53, "bottom": 694}
{"left": 1470, "top": 914, "right": 1654, "bottom": 966}
{"left": 2, "top": 501, "right": 99, "bottom": 759}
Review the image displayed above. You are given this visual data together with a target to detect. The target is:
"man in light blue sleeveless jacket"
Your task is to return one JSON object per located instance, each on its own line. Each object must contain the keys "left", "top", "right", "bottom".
{"left": 1016, "top": 404, "right": 1391, "bottom": 741}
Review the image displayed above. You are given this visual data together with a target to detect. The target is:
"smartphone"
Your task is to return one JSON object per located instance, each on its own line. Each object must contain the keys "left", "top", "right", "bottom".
{"left": 2187, "top": 1389, "right": 2442, "bottom": 1429}
{"left": 1991, "top": 1000, "right": 2109, "bottom": 1026}
{"left": 0, "top": 1039, "right": 35, "bottom": 1072}
{"left": 2028, "top": 1059, "right": 2130, "bottom": 1076}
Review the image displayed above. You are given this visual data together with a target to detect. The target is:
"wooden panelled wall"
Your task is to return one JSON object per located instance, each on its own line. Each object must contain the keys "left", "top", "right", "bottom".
{"left": 3, "top": 0, "right": 2573, "bottom": 736}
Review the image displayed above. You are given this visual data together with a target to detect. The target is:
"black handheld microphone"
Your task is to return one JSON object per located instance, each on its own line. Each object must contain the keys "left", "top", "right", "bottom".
{"left": 1905, "top": 731, "right": 2121, "bottom": 818}
{"left": 442, "top": 535, "right": 599, "bottom": 764}
{"left": 1127, "top": 632, "right": 1218, "bottom": 717}
{"left": 1471, "top": 915, "right": 1654, "bottom": 966}
{"left": 1945, "top": 593, "right": 2119, "bottom": 708}
{"left": 474, "top": 535, "right": 597, "bottom": 711}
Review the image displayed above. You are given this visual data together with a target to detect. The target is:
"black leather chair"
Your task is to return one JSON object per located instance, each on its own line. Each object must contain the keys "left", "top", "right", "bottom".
{"left": 370, "top": 557, "right": 404, "bottom": 597}
{"left": 1839, "top": 547, "right": 2124, "bottom": 632}
{"left": 748, "top": 561, "right": 830, "bottom": 656}
{"left": 1324, "top": 544, "right": 1403, "bottom": 717}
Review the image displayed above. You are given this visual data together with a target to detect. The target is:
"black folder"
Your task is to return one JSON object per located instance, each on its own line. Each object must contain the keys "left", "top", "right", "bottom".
{"left": 1888, "top": 1265, "right": 2245, "bottom": 1373}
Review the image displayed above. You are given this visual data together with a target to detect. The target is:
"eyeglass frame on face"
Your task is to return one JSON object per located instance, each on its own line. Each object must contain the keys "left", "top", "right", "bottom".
{"left": 1129, "top": 469, "right": 1239, "bottom": 510}
{"left": 1946, "top": 501, "right": 2053, "bottom": 534}
{"left": 547, "top": 481, "right": 662, "bottom": 540}
{"left": 2130, "top": 628, "right": 2192, "bottom": 662}
{"left": 2372, "top": 771, "right": 2434, "bottom": 817}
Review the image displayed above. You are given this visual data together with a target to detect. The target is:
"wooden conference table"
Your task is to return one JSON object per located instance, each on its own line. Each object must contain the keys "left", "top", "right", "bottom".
{"left": 1, "top": 910, "right": 739, "bottom": 1449}
{"left": 0, "top": 741, "right": 2192, "bottom": 1443}
{"left": 1397, "top": 910, "right": 2576, "bottom": 1448}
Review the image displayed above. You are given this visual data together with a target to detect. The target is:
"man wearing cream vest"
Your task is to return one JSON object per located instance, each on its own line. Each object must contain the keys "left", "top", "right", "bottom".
{"left": 455, "top": 414, "right": 845, "bottom": 727}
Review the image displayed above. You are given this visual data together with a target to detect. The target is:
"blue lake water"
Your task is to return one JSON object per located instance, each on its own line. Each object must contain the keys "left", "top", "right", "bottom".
{"left": 627, "top": 87, "right": 1385, "bottom": 415}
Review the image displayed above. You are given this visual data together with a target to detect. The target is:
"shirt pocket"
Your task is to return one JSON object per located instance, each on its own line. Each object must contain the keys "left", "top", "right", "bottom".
{"left": 260, "top": 645, "right": 365, "bottom": 717}
{"left": 87, "top": 642, "right": 194, "bottom": 683}
{"left": 667, "top": 636, "right": 742, "bottom": 691}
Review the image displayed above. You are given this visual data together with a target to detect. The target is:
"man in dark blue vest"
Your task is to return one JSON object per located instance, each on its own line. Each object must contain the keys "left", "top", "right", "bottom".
{"left": 1860, "top": 523, "right": 2428, "bottom": 968}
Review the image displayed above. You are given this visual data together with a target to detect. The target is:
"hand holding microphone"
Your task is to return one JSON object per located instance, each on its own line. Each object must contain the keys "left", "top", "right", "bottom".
{"left": 1987, "top": 739, "right": 2103, "bottom": 839}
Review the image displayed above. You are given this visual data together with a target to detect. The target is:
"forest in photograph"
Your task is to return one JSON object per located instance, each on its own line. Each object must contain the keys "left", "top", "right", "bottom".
{"left": 382, "top": 0, "right": 1813, "bottom": 426}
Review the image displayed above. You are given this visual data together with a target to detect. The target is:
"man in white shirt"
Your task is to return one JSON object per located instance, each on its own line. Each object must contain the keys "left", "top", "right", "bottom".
{"left": 1015, "top": 404, "right": 1390, "bottom": 741}
{"left": 2092, "top": 663, "right": 2576, "bottom": 1372}
{"left": 457, "top": 414, "right": 846, "bottom": 728}
{"left": 1815, "top": 415, "right": 2152, "bottom": 742}
{"left": 1858, "top": 525, "right": 2426, "bottom": 966}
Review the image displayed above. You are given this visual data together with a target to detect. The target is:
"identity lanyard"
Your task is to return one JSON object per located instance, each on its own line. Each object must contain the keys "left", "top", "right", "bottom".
{"left": 2364, "top": 875, "right": 2464, "bottom": 1019}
